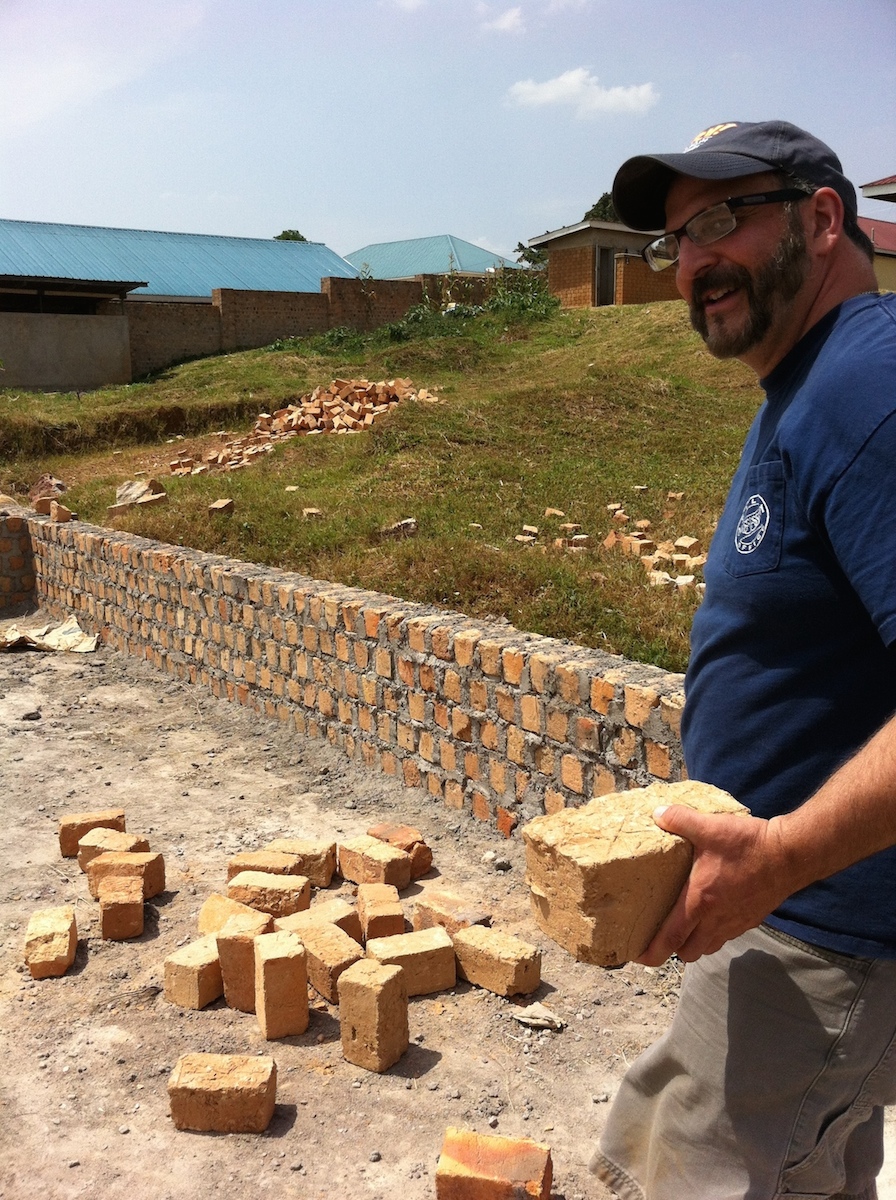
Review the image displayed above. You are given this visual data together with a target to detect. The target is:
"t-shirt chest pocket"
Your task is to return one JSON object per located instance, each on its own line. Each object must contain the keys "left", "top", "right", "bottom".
{"left": 723, "top": 461, "right": 786, "bottom": 577}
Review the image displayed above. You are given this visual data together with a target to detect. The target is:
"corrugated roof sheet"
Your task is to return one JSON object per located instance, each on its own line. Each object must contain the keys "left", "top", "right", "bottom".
{"left": 858, "top": 215, "right": 896, "bottom": 254}
{"left": 344, "top": 234, "right": 518, "bottom": 279}
{"left": 0, "top": 219, "right": 357, "bottom": 297}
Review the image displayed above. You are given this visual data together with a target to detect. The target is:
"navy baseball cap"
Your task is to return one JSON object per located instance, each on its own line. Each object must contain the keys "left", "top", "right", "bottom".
{"left": 612, "top": 120, "right": 857, "bottom": 231}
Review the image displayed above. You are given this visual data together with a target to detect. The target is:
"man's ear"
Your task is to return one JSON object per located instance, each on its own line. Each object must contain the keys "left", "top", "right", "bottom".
{"left": 805, "top": 187, "right": 844, "bottom": 257}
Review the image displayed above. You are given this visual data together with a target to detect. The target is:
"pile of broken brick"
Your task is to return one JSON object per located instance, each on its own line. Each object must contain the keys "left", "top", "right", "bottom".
{"left": 168, "top": 378, "right": 435, "bottom": 478}
{"left": 23, "top": 807, "right": 553, "bottom": 1199}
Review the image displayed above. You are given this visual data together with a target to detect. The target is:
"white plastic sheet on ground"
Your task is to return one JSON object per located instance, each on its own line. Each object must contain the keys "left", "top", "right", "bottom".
{"left": 0, "top": 615, "right": 98, "bottom": 653}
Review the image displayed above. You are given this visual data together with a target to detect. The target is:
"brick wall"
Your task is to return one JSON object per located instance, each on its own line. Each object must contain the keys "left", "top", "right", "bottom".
{"left": 322, "top": 277, "right": 425, "bottom": 333}
{"left": 1, "top": 508, "right": 686, "bottom": 836}
{"left": 547, "top": 247, "right": 595, "bottom": 308}
{"left": 214, "top": 288, "right": 329, "bottom": 351}
{"left": 0, "top": 510, "right": 35, "bottom": 613}
{"left": 114, "top": 300, "right": 223, "bottom": 378}
{"left": 615, "top": 256, "right": 681, "bottom": 305}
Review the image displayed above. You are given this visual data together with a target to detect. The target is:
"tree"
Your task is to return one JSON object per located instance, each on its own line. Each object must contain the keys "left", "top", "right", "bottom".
{"left": 583, "top": 193, "right": 619, "bottom": 223}
{"left": 514, "top": 241, "right": 548, "bottom": 269}
{"left": 274, "top": 229, "right": 308, "bottom": 242}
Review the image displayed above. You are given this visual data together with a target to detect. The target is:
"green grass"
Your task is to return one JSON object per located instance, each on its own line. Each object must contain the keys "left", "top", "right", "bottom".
{"left": 0, "top": 301, "right": 763, "bottom": 672}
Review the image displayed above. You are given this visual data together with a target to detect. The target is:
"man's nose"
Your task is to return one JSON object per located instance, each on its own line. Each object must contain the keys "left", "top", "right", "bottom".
{"left": 674, "top": 235, "right": 720, "bottom": 299}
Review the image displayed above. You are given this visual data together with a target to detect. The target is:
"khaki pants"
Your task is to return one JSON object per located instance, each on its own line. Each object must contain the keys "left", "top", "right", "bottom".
{"left": 591, "top": 925, "right": 896, "bottom": 1199}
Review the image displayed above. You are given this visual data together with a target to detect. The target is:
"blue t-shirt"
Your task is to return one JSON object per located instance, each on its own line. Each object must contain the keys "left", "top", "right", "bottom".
{"left": 682, "top": 291, "right": 896, "bottom": 958}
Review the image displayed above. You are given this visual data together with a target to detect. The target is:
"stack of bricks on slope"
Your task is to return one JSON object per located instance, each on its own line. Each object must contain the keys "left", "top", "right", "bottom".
{"left": 5, "top": 506, "right": 686, "bottom": 838}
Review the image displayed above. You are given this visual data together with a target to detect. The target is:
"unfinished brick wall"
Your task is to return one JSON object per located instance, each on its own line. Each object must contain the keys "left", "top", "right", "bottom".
{"left": 214, "top": 289, "right": 329, "bottom": 351}
{"left": 3, "top": 508, "right": 687, "bottom": 835}
{"left": 322, "top": 277, "right": 424, "bottom": 333}
{"left": 0, "top": 510, "right": 35, "bottom": 613}
{"left": 547, "top": 247, "right": 595, "bottom": 308}
{"left": 614, "top": 256, "right": 681, "bottom": 306}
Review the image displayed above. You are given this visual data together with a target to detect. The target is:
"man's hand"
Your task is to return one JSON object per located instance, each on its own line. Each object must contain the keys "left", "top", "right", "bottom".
{"left": 635, "top": 805, "right": 794, "bottom": 967}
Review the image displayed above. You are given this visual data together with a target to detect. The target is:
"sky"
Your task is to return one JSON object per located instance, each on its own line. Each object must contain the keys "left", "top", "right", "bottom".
{"left": 1, "top": 0, "right": 894, "bottom": 261}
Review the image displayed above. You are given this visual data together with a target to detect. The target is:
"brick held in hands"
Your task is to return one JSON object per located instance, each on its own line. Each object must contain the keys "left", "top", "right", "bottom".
{"left": 24, "top": 905, "right": 77, "bottom": 979}
{"left": 58, "top": 808, "right": 126, "bottom": 858}
{"left": 77, "top": 828, "right": 150, "bottom": 873}
{"left": 254, "top": 930, "right": 309, "bottom": 1040}
{"left": 217, "top": 910, "right": 274, "bottom": 1013}
{"left": 263, "top": 837, "right": 338, "bottom": 888}
{"left": 295, "top": 920, "right": 364, "bottom": 1003}
{"left": 226, "top": 870, "right": 311, "bottom": 918}
{"left": 365, "top": 926, "right": 456, "bottom": 997}
{"left": 435, "top": 1127, "right": 553, "bottom": 1200}
{"left": 338, "top": 835, "right": 411, "bottom": 889}
{"left": 521, "top": 779, "right": 748, "bottom": 967}
{"left": 452, "top": 926, "right": 541, "bottom": 997}
{"left": 412, "top": 888, "right": 492, "bottom": 939}
{"left": 168, "top": 1054, "right": 277, "bottom": 1133}
{"left": 338, "top": 959, "right": 409, "bottom": 1073}
{"left": 275, "top": 897, "right": 363, "bottom": 944}
{"left": 357, "top": 883, "right": 405, "bottom": 941}
{"left": 98, "top": 875, "right": 145, "bottom": 940}
{"left": 225, "top": 849, "right": 310, "bottom": 883}
{"left": 86, "top": 851, "right": 166, "bottom": 900}
{"left": 164, "top": 935, "right": 224, "bottom": 1009}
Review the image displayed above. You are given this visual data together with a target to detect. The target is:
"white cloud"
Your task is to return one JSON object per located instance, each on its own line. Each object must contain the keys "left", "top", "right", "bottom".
{"left": 482, "top": 6, "right": 526, "bottom": 33}
{"left": 0, "top": 0, "right": 208, "bottom": 138}
{"left": 507, "top": 67, "right": 657, "bottom": 117}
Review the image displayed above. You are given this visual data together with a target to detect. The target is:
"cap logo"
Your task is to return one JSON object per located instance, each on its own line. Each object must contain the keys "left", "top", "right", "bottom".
{"left": 684, "top": 123, "right": 738, "bottom": 153}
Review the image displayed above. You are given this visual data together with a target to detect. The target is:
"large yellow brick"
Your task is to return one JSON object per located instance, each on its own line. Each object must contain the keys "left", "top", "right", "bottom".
{"left": 164, "top": 935, "right": 224, "bottom": 1009}
{"left": 24, "top": 905, "right": 77, "bottom": 979}
{"left": 624, "top": 682, "right": 661, "bottom": 729}
{"left": 275, "top": 897, "right": 363, "bottom": 944}
{"left": 338, "top": 959, "right": 408, "bottom": 1073}
{"left": 296, "top": 920, "right": 364, "bottom": 1003}
{"left": 168, "top": 1054, "right": 277, "bottom": 1133}
{"left": 86, "top": 851, "right": 165, "bottom": 900}
{"left": 412, "top": 888, "right": 492, "bottom": 939}
{"left": 453, "top": 926, "right": 541, "bottom": 997}
{"left": 366, "top": 822, "right": 433, "bottom": 879}
{"left": 226, "top": 870, "right": 311, "bottom": 918}
{"left": 225, "top": 849, "right": 310, "bottom": 882}
{"left": 522, "top": 780, "right": 747, "bottom": 966}
{"left": 254, "top": 930, "right": 308, "bottom": 1039}
{"left": 98, "top": 875, "right": 144, "bottom": 940}
{"left": 59, "top": 808, "right": 125, "bottom": 858}
{"left": 338, "top": 836, "right": 411, "bottom": 889}
{"left": 263, "top": 837, "right": 337, "bottom": 887}
{"left": 436, "top": 1128, "right": 552, "bottom": 1200}
{"left": 366, "top": 926, "right": 455, "bottom": 996}
{"left": 217, "top": 910, "right": 274, "bottom": 1012}
{"left": 77, "top": 828, "right": 149, "bottom": 873}
{"left": 197, "top": 893, "right": 262, "bottom": 934}
{"left": 357, "top": 883, "right": 405, "bottom": 941}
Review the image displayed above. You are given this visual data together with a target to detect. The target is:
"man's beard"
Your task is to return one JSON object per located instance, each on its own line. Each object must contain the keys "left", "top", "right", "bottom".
{"left": 688, "top": 211, "right": 810, "bottom": 359}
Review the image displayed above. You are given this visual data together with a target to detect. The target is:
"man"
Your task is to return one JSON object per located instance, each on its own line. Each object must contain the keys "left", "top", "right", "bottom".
{"left": 591, "top": 121, "right": 896, "bottom": 1199}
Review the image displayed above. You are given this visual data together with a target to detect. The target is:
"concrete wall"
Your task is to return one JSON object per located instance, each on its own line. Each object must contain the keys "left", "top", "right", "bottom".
{"left": 0, "top": 312, "right": 131, "bottom": 391}
{"left": 2, "top": 507, "right": 687, "bottom": 837}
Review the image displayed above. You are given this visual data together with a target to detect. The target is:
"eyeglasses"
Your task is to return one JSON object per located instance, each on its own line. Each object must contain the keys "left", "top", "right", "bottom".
{"left": 642, "top": 188, "right": 812, "bottom": 272}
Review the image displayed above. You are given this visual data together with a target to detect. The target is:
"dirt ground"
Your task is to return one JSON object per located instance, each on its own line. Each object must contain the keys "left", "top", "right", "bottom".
{"left": 2, "top": 613, "right": 894, "bottom": 1200}
{"left": 0, "top": 610, "right": 683, "bottom": 1200}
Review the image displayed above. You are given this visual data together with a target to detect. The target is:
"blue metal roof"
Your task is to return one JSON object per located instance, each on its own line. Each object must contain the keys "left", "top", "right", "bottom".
{"left": 0, "top": 219, "right": 358, "bottom": 297}
{"left": 344, "top": 234, "right": 519, "bottom": 279}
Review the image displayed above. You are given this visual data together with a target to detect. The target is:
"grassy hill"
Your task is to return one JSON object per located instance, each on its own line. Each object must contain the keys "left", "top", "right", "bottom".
{"left": 0, "top": 300, "right": 763, "bottom": 672}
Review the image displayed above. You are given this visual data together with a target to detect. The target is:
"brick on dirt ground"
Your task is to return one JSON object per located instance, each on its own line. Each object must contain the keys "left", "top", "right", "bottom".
{"left": 366, "top": 822, "right": 433, "bottom": 880}
{"left": 275, "top": 897, "right": 363, "bottom": 944}
{"left": 365, "top": 926, "right": 456, "bottom": 997}
{"left": 77, "top": 828, "right": 150, "bottom": 873}
{"left": 255, "top": 930, "right": 309, "bottom": 1040}
{"left": 337, "top": 835, "right": 412, "bottom": 889}
{"left": 217, "top": 910, "right": 274, "bottom": 1013}
{"left": 98, "top": 875, "right": 145, "bottom": 940}
{"left": 412, "top": 888, "right": 492, "bottom": 939}
{"left": 24, "top": 905, "right": 77, "bottom": 979}
{"left": 522, "top": 779, "right": 748, "bottom": 966}
{"left": 58, "top": 808, "right": 126, "bottom": 858}
{"left": 225, "top": 849, "right": 310, "bottom": 882}
{"left": 337, "top": 959, "right": 409, "bottom": 1073}
{"left": 452, "top": 926, "right": 541, "bottom": 997}
{"left": 263, "top": 837, "right": 337, "bottom": 888}
{"left": 357, "top": 883, "right": 405, "bottom": 941}
{"left": 226, "top": 870, "right": 311, "bottom": 918}
{"left": 164, "top": 935, "right": 224, "bottom": 1010}
{"left": 168, "top": 1053, "right": 277, "bottom": 1133}
{"left": 197, "top": 893, "right": 263, "bottom": 934}
{"left": 86, "top": 851, "right": 166, "bottom": 900}
{"left": 291, "top": 920, "right": 364, "bottom": 1003}
{"left": 435, "top": 1127, "right": 553, "bottom": 1200}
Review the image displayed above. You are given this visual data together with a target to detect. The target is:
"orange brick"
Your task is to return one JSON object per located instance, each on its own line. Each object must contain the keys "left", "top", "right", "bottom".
{"left": 453, "top": 629, "right": 481, "bottom": 667}
{"left": 58, "top": 808, "right": 126, "bottom": 858}
{"left": 254, "top": 930, "right": 308, "bottom": 1039}
{"left": 645, "top": 739, "right": 673, "bottom": 779}
{"left": 357, "top": 883, "right": 405, "bottom": 940}
{"left": 436, "top": 1128, "right": 552, "bottom": 1200}
{"left": 520, "top": 694, "right": 542, "bottom": 733}
{"left": 366, "top": 926, "right": 455, "bottom": 996}
{"left": 560, "top": 754, "right": 585, "bottom": 794}
{"left": 338, "top": 959, "right": 409, "bottom": 1073}
{"left": 164, "top": 935, "right": 224, "bottom": 1009}
{"left": 501, "top": 647, "right": 525, "bottom": 685}
{"left": 24, "top": 905, "right": 77, "bottom": 979}
{"left": 624, "top": 683, "right": 660, "bottom": 729}
{"left": 168, "top": 1054, "right": 276, "bottom": 1134}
